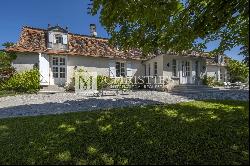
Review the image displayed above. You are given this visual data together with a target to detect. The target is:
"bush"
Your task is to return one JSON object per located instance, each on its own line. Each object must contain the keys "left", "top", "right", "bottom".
{"left": 0, "top": 69, "right": 40, "bottom": 93}
{"left": 98, "top": 76, "right": 132, "bottom": 90}
{"left": 97, "top": 75, "right": 113, "bottom": 90}
{"left": 66, "top": 67, "right": 132, "bottom": 91}
{"left": 214, "top": 81, "right": 224, "bottom": 86}
{"left": 0, "top": 51, "right": 16, "bottom": 83}
{"left": 0, "top": 66, "right": 16, "bottom": 83}
{"left": 202, "top": 75, "right": 216, "bottom": 87}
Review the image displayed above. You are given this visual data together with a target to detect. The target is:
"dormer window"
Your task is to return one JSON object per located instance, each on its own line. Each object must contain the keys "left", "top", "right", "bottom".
{"left": 47, "top": 25, "right": 68, "bottom": 50}
{"left": 55, "top": 35, "right": 63, "bottom": 44}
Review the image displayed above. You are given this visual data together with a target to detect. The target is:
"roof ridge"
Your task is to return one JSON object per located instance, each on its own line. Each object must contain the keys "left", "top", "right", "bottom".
{"left": 23, "top": 26, "right": 48, "bottom": 32}
{"left": 68, "top": 32, "right": 109, "bottom": 40}
{"left": 22, "top": 25, "right": 109, "bottom": 40}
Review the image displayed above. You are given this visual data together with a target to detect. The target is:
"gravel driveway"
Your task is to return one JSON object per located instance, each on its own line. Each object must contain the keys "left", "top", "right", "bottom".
{"left": 0, "top": 90, "right": 248, "bottom": 119}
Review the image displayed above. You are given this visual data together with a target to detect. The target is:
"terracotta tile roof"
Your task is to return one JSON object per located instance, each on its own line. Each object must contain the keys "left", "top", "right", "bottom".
{"left": 6, "top": 26, "right": 144, "bottom": 60}
{"left": 6, "top": 26, "right": 213, "bottom": 61}
{"left": 206, "top": 56, "right": 229, "bottom": 66}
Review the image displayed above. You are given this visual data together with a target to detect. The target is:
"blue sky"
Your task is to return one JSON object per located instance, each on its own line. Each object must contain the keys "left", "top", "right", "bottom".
{"left": 0, "top": 0, "right": 244, "bottom": 61}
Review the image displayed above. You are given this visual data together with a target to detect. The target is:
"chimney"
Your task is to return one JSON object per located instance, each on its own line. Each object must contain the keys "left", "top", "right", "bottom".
{"left": 90, "top": 24, "right": 97, "bottom": 37}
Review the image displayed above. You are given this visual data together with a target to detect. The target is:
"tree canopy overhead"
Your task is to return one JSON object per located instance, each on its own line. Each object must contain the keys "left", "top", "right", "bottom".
{"left": 89, "top": 0, "right": 249, "bottom": 57}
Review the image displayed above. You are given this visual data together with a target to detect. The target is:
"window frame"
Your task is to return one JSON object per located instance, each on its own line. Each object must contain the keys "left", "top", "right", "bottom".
{"left": 115, "top": 62, "right": 125, "bottom": 77}
{"left": 154, "top": 62, "right": 158, "bottom": 76}
{"left": 185, "top": 61, "right": 191, "bottom": 76}
{"left": 55, "top": 35, "right": 63, "bottom": 44}
{"left": 220, "top": 68, "right": 223, "bottom": 80}
{"left": 52, "top": 56, "right": 66, "bottom": 79}
{"left": 148, "top": 63, "right": 151, "bottom": 76}
{"left": 172, "top": 59, "right": 177, "bottom": 77}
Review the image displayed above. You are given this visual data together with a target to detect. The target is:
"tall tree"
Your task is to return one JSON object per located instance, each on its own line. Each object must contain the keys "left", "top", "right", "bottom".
{"left": 226, "top": 59, "right": 249, "bottom": 82}
{"left": 0, "top": 42, "right": 16, "bottom": 81}
{"left": 2, "top": 42, "right": 15, "bottom": 48}
{"left": 1, "top": 42, "right": 16, "bottom": 60}
{"left": 89, "top": 0, "right": 249, "bottom": 56}
{"left": 239, "top": 45, "right": 249, "bottom": 66}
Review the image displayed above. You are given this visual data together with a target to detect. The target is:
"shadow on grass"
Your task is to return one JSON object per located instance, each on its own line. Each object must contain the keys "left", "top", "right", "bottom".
{"left": 169, "top": 89, "right": 249, "bottom": 101}
{"left": 0, "top": 99, "right": 249, "bottom": 165}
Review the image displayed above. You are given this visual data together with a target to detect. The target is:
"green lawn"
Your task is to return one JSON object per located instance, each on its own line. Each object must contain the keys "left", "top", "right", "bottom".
{"left": 0, "top": 100, "right": 248, "bottom": 165}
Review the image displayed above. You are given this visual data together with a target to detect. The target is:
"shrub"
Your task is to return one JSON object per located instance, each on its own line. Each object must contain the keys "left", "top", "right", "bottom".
{"left": 214, "top": 81, "right": 224, "bottom": 86}
{"left": 0, "top": 66, "right": 16, "bottom": 83}
{"left": 97, "top": 75, "right": 113, "bottom": 90}
{"left": 0, "top": 51, "right": 16, "bottom": 82}
{"left": 202, "top": 75, "right": 216, "bottom": 87}
{"left": 0, "top": 69, "right": 40, "bottom": 93}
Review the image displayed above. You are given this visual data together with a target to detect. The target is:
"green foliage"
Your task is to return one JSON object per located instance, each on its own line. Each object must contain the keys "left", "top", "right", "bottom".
{"left": 202, "top": 75, "right": 216, "bottom": 87}
{"left": 0, "top": 51, "right": 16, "bottom": 82}
{"left": 66, "top": 67, "right": 131, "bottom": 91}
{"left": 226, "top": 59, "right": 249, "bottom": 82}
{"left": 2, "top": 42, "right": 15, "bottom": 48}
{"left": 89, "top": 0, "right": 249, "bottom": 56}
{"left": 213, "top": 81, "right": 224, "bottom": 87}
{"left": 0, "top": 69, "right": 40, "bottom": 93}
{"left": 0, "top": 100, "right": 248, "bottom": 164}
{"left": 0, "top": 90, "right": 19, "bottom": 98}
{"left": 97, "top": 75, "right": 113, "bottom": 90}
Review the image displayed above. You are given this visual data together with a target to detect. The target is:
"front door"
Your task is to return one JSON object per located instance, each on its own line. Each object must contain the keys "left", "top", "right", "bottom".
{"left": 52, "top": 56, "right": 66, "bottom": 86}
{"left": 180, "top": 61, "right": 191, "bottom": 84}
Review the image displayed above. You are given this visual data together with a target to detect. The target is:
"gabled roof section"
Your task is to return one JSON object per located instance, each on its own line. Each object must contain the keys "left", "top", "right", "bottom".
{"left": 6, "top": 26, "right": 144, "bottom": 60}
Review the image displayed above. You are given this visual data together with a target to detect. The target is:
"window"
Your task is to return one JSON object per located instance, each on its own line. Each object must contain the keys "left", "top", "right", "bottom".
{"left": 60, "top": 57, "right": 65, "bottom": 65}
{"left": 154, "top": 62, "right": 157, "bottom": 76}
{"left": 53, "top": 57, "right": 58, "bottom": 65}
{"left": 172, "top": 59, "right": 177, "bottom": 77}
{"left": 185, "top": 61, "right": 190, "bottom": 76}
{"left": 182, "top": 61, "right": 190, "bottom": 77}
{"left": 148, "top": 64, "right": 151, "bottom": 76}
{"left": 53, "top": 67, "right": 58, "bottom": 78}
{"left": 52, "top": 57, "right": 66, "bottom": 78}
{"left": 55, "top": 35, "right": 63, "bottom": 44}
{"left": 220, "top": 68, "right": 223, "bottom": 80}
{"left": 182, "top": 61, "right": 185, "bottom": 77}
{"left": 60, "top": 67, "right": 66, "bottom": 78}
{"left": 116, "top": 62, "right": 125, "bottom": 77}
{"left": 195, "top": 61, "right": 199, "bottom": 77}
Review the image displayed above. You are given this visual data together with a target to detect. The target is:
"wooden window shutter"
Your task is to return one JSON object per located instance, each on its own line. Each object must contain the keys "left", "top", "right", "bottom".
{"left": 126, "top": 61, "right": 133, "bottom": 77}
{"left": 109, "top": 61, "right": 116, "bottom": 78}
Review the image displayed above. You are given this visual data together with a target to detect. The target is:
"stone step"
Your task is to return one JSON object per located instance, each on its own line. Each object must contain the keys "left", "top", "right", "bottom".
{"left": 171, "top": 89, "right": 221, "bottom": 92}
{"left": 173, "top": 85, "right": 209, "bottom": 88}
{"left": 38, "top": 90, "right": 64, "bottom": 94}
{"left": 173, "top": 87, "right": 217, "bottom": 89}
{"left": 172, "top": 87, "right": 220, "bottom": 90}
{"left": 40, "top": 85, "right": 65, "bottom": 93}
{"left": 170, "top": 89, "right": 223, "bottom": 93}
{"left": 171, "top": 84, "right": 221, "bottom": 93}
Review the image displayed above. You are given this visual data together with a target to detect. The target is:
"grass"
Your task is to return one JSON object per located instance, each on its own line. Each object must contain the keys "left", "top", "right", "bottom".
{"left": 0, "top": 100, "right": 248, "bottom": 165}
